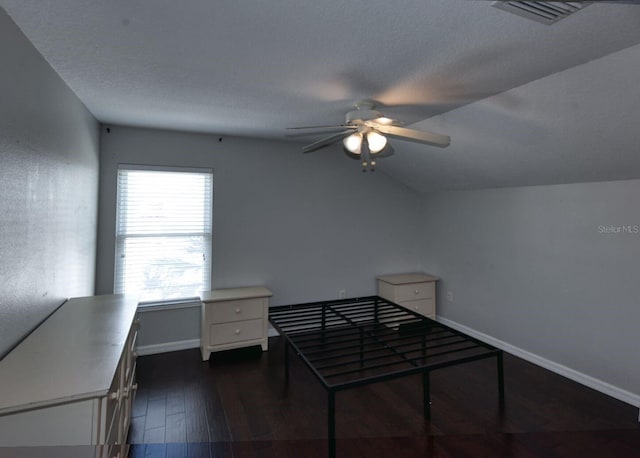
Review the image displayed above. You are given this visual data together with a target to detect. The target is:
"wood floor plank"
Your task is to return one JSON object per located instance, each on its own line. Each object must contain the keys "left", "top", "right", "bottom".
{"left": 166, "top": 387, "right": 185, "bottom": 417}
{"left": 165, "top": 442, "right": 188, "bottom": 458}
{"left": 197, "top": 368, "right": 232, "bottom": 442}
{"left": 183, "top": 383, "right": 211, "bottom": 443}
{"left": 129, "top": 415, "right": 147, "bottom": 443}
{"left": 143, "top": 426, "right": 165, "bottom": 444}
{"left": 145, "top": 398, "right": 167, "bottom": 431}
{"left": 143, "top": 443, "right": 166, "bottom": 458}
{"left": 210, "top": 441, "right": 234, "bottom": 458}
{"left": 186, "top": 442, "right": 210, "bottom": 458}
{"left": 132, "top": 387, "right": 150, "bottom": 418}
{"left": 165, "top": 413, "right": 187, "bottom": 443}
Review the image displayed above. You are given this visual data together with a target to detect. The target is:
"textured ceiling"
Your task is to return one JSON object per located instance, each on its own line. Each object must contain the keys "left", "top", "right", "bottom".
{"left": 2, "top": 0, "right": 640, "bottom": 190}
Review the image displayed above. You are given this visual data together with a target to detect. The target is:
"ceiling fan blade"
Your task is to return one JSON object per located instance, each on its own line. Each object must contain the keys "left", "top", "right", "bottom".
{"left": 287, "top": 124, "right": 355, "bottom": 130}
{"left": 286, "top": 125, "right": 356, "bottom": 138}
{"left": 484, "top": 0, "right": 640, "bottom": 2}
{"left": 373, "top": 124, "right": 450, "bottom": 148}
{"left": 302, "top": 130, "right": 354, "bottom": 154}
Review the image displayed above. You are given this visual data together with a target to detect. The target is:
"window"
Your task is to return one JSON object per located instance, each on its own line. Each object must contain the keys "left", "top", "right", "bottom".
{"left": 114, "top": 165, "right": 213, "bottom": 303}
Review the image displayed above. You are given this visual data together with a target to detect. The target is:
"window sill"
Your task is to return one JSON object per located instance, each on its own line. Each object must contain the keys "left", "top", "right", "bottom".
{"left": 136, "top": 297, "right": 201, "bottom": 313}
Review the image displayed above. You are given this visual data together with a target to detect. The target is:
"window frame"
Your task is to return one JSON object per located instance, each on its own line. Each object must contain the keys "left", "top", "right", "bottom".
{"left": 113, "top": 164, "right": 213, "bottom": 306}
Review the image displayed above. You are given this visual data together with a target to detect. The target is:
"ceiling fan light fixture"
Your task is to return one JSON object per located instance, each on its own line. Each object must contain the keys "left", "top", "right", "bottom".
{"left": 374, "top": 117, "right": 394, "bottom": 125}
{"left": 343, "top": 133, "right": 362, "bottom": 154}
{"left": 366, "top": 131, "right": 387, "bottom": 153}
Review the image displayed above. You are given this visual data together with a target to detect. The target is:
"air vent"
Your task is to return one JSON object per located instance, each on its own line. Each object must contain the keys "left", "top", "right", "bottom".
{"left": 491, "top": 1, "right": 589, "bottom": 25}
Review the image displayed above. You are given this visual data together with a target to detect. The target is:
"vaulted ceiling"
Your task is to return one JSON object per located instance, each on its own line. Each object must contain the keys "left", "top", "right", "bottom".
{"left": 3, "top": 0, "right": 640, "bottom": 191}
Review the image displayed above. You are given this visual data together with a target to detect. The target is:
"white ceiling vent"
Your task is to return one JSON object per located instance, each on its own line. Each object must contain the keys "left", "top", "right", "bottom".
{"left": 491, "top": 1, "right": 589, "bottom": 25}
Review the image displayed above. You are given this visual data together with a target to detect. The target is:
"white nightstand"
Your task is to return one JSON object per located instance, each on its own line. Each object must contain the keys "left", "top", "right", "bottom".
{"left": 200, "top": 286, "right": 272, "bottom": 361}
{"left": 377, "top": 273, "right": 438, "bottom": 319}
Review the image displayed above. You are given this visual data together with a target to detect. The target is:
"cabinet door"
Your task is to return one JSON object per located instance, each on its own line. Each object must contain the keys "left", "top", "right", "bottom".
{"left": 124, "top": 319, "right": 139, "bottom": 383}
{"left": 120, "top": 362, "right": 137, "bottom": 444}
{"left": 99, "top": 361, "right": 122, "bottom": 444}
{"left": 0, "top": 399, "right": 96, "bottom": 446}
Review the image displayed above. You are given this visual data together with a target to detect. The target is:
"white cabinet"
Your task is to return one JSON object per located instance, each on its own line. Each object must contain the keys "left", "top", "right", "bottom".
{"left": 200, "top": 286, "right": 272, "bottom": 361}
{"left": 0, "top": 295, "right": 139, "bottom": 458}
{"left": 377, "top": 273, "right": 438, "bottom": 319}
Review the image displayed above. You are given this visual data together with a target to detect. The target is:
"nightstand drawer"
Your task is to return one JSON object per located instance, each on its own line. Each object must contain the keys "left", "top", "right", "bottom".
{"left": 209, "top": 319, "right": 263, "bottom": 346}
{"left": 206, "top": 298, "right": 264, "bottom": 324}
{"left": 395, "top": 282, "right": 435, "bottom": 303}
{"left": 402, "top": 299, "right": 435, "bottom": 318}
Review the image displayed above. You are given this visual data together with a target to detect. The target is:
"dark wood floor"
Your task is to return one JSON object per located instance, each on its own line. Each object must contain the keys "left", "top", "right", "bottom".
{"left": 129, "top": 336, "right": 640, "bottom": 458}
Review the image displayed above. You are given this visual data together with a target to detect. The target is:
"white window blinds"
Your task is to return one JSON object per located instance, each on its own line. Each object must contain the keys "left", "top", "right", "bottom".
{"left": 114, "top": 166, "right": 213, "bottom": 303}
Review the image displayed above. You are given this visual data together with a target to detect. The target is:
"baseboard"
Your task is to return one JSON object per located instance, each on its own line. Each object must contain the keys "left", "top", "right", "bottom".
{"left": 136, "top": 338, "right": 200, "bottom": 356}
{"left": 437, "top": 316, "right": 640, "bottom": 409}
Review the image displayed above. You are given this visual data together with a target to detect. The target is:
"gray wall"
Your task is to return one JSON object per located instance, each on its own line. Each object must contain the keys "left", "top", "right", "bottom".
{"left": 420, "top": 180, "right": 640, "bottom": 397}
{"left": 0, "top": 9, "right": 100, "bottom": 358}
{"left": 96, "top": 125, "right": 422, "bottom": 346}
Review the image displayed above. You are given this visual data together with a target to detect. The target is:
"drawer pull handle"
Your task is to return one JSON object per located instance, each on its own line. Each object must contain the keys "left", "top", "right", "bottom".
{"left": 235, "top": 307, "right": 241, "bottom": 313}
{"left": 132, "top": 383, "right": 138, "bottom": 392}
{"left": 414, "top": 289, "right": 419, "bottom": 294}
{"left": 414, "top": 306, "right": 419, "bottom": 310}
{"left": 109, "top": 389, "right": 120, "bottom": 401}
{"left": 235, "top": 329, "right": 241, "bottom": 335}
{"left": 122, "top": 387, "right": 129, "bottom": 398}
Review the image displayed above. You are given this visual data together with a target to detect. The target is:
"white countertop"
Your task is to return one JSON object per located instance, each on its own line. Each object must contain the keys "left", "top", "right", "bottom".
{"left": 0, "top": 294, "right": 138, "bottom": 415}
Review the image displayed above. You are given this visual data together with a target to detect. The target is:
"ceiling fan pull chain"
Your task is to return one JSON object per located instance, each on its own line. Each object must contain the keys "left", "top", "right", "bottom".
{"left": 361, "top": 137, "right": 371, "bottom": 172}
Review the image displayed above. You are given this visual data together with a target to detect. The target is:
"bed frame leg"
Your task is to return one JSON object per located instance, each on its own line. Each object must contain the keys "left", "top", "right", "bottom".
{"left": 374, "top": 297, "right": 379, "bottom": 324}
{"left": 359, "top": 329, "right": 364, "bottom": 368}
{"left": 328, "top": 390, "right": 336, "bottom": 458}
{"left": 422, "top": 372, "right": 431, "bottom": 419}
{"left": 497, "top": 351, "right": 505, "bottom": 404}
{"left": 321, "top": 306, "right": 327, "bottom": 346}
{"left": 284, "top": 340, "right": 290, "bottom": 382}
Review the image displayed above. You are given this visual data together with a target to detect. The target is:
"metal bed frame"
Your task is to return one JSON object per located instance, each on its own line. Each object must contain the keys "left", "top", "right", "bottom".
{"left": 269, "top": 296, "right": 504, "bottom": 458}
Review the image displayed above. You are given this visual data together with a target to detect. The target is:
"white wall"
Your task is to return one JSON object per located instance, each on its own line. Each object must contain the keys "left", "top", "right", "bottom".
{"left": 96, "top": 125, "right": 422, "bottom": 347}
{"left": 420, "top": 180, "right": 640, "bottom": 402}
{"left": 0, "top": 9, "right": 100, "bottom": 358}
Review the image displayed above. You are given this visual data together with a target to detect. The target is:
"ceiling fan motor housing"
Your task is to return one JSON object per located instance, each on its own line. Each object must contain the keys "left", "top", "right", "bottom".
{"left": 345, "top": 109, "right": 382, "bottom": 124}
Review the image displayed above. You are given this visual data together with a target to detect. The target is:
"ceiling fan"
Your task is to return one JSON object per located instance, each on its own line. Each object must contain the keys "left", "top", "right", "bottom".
{"left": 486, "top": 0, "right": 640, "bottom": 2}
{"left": 288, "top": 101, "right": 450, "bottom": 172}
